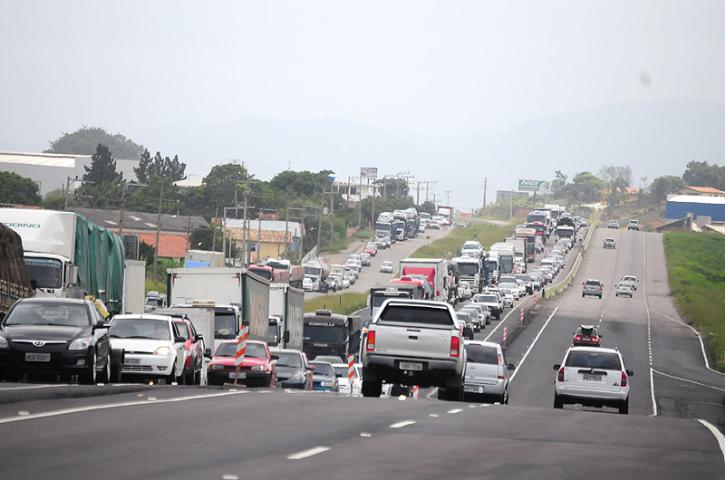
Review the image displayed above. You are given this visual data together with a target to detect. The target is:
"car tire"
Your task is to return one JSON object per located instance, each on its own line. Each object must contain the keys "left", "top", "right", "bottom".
{"left": 553, "top": 393, "right": 563, "bottom": 409}
{"left": 81, "top": 351, "right": 97, "bottom": 385}
{"left": 582, "top": 293, "right": 585, "bottom": 298}
{"left": 166, "top": 365, "right": 177, "bottom": 385}
{"left": 98, "top": 351, "right": 111, "bottom": 384}
{"left": 598, "top": 294, "right": 602, "bottom": 299}
{"left": 619, "top": 398, "right": 629, "bottom": 415}
{"left": 184, "top": 364, "right": 197, "bottom": 386}
{"left": 361, "top": 379, "right": 382, "bottom": 398}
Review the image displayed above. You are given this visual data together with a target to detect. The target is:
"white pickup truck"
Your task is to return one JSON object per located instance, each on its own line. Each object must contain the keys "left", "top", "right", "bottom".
{"left": 361, "top": 300, "right": 466, "bottom": 400}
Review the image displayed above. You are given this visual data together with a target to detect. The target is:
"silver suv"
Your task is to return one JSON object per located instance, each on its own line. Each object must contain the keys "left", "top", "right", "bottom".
{"left": 582, "top": 279, "right": 603, "bottom": 299}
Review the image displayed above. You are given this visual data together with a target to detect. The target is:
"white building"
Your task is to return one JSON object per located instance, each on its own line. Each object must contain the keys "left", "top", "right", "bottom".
{"left": 0, "top": 151, "right": 139, "bottom": 196}
{"left": 332, "top": 177, "right": 378, "bottom": 203}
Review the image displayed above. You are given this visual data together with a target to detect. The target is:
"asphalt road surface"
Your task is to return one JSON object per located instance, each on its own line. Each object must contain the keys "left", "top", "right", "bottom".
{"left": 0, "top": 227, "right": 722, "bottom": 479}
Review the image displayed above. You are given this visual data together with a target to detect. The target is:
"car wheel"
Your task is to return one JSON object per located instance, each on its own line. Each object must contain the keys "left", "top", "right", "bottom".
{"left": 582, "top": 293, "right": 585, "bottom": 298}
{"left": 98, "top": 351, "right": 111, "bottom": 384}
{"left": 184, "top": 365, "right": 196, "bottom": 386}
{"left": 553, "top": 393, "right": 563, "bottom": 409}
{"left": 598, "top": 294, "right": 602, "bottom": 299}
{"left": 619, "top": 398, "right": 629, "bottom": 415}
{"left": 81, "top": 351, "right": 97, "bottom": 385}
{"left": 361, "top": 380, "right": 382, "bottom": 398}
{"left": 166, "top": 365, "right": 177, "bottom": 385}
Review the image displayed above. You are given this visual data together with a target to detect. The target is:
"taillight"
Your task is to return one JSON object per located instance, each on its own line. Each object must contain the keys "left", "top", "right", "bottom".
{"left": 574, "top": 335, "right": 582, "bottom": 341}
{"left": 450, "top": 336, "right": 460, "bottom": 357}
{"left": 621, "top": 371, "right": 628, "bottom": 387}
{"left": 590, "top": 336, "right": 599, "bottom": 344}
{"left": 557, "top": 367, "right": 565, "bottom": 382}
{"left": 366, "top": 330, "right": 376, "bottom": 352}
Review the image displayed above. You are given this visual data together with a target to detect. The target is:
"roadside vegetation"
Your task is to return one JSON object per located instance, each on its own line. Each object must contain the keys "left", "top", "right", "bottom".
{"left": 411, "top": 221, "right": 513, "bottom": 259}
{"left": 664, "top": 231, "right": 725, "bottom": 371}
{"left": 304, "top": 292, "right": 368, "bottom": 315}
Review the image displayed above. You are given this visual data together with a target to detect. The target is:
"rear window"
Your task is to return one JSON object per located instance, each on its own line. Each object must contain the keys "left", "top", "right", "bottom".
{"left": 585, "top": 280, "right": 601, "bottom": 287}
{"left": 565, "top": 351, "right": 621, "bottom": 370}
{"left": 475, "top": 295, "right": 498, "bottom": 303}
{"left": 465, "top": 344, "right": 498, "bottom": 365}
{"left": 378, "top": 305, "right": 453, "bottom": 326}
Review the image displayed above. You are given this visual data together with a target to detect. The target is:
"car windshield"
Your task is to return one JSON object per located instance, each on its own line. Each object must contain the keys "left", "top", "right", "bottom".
{"left": 465, "top": 344, "right": 498, "bottom": 365}
{"left": 457, "top": 263, "right": 479, "bottom": 275}
{"left": 333, "top": 366, "right": 350, "bottom": 378}
{"left": 24, "top": 258, "right": 63, "bottom": 289}
{"left": 4, "top": 302, "right": 90, "bottom": 327}
{"left": 214, "top": 312, "right": 237, "bottom": 339}
{"left": 109, "top": 318, "right": 171, "bottom": 340}
{"left": 275, "top": 352, "right": 302, "bottom": 368}
{"left": 214, "top": 341, "right": 266, "bottom": 358}
{"left": 309, "top": 362, "right": 334, "bottom": 377}
{"left": 565, "top": 351, "right": 622, "bottom": 370}
{"left": 475, "top": 295, "right": 498, "bottom": 303}
{"left": 378, "top": 305, "right": 452, "bottom": 326}
{"left": 463, "top": 242, "right": 480, "bottom": 249}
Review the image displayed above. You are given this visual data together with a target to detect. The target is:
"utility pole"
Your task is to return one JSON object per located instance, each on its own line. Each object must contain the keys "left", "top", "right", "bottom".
{"left": 242, "top": 190, "right": 249, "bottom": 267}
{"left": 416, "top": 181, "right": 421, "bottom": 205}
{"left": 256, "top": 209, "right": 263, "bottom": 263}
{"left": 382, "top": 176, "right": 387, "bottom": 200}
{"left": 371, "top": 183, "right": 376, "bottom": 228}
{"left": 212, "top": 205, "right": 219, "bottom": 252}
{"left": 482, "top": 178, "right": 488, "bottom": 214}
{"left": 358, "top": 176, "right": 364, "bottom": 228}
{"left": 509, "top": 190, "right": 514, "bottom": 220}
{"left": 152, "top": 183, "right": 164, "bottom": 279}
{"left": 444, "top": 190, "right": 452, "bottom": 206}
{"left": 315, "top": 192, "right": 323, "bottom": 255}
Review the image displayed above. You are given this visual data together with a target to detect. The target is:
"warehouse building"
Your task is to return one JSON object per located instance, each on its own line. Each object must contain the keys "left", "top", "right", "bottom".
{"left": 666, "top": 195, "right": 725, "bottom": 222}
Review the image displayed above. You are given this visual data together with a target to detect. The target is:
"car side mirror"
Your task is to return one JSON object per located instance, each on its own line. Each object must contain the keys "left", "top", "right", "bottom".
{"left": 195, "top": 334, "right": 204, "bottom": 342}
{"left": 507, "top": 363, "right": 516, "bottom": 371}
{"left": 283, "top": 330, "right": 290, "bottom": 343}
{"left": 174, "top": 336, "right": 186, "bottom": 343}
{"left": 204, "top": 348, "right": 212, "bottom": 358}
{"left": 553, "top": 364, "right": 561, "bottom": 370}
{"left": 271, "top": 354, "right": 279, "bottom": 361}
{"left": 626, "top": 369, "right": 634, "bottom": 376}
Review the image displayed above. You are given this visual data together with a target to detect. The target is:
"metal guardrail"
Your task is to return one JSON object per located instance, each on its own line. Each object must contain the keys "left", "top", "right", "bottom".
{"left": 544, "top": 212, "right": 600, "bottom": 299}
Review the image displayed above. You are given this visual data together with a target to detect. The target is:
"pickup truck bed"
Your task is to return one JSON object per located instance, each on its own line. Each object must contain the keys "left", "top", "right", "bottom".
{"left": 362, "top": 300, "right": 466, "bottom": 400}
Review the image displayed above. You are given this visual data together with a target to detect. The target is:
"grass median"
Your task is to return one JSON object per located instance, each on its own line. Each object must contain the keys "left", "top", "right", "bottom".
{"left": 664, "top": 231, "right": 725, "bottom": 371}
{"left": 304, "top": 292, "right": 368, "bottom": 315}
{"left": 411, "top": 222, "right": 513, "bottom": 259}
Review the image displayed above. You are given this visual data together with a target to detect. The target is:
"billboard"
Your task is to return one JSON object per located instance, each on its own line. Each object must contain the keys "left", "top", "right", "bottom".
{"left": 518, "top": 179, "right": 550, "bottom": 193}
{"left": 360, "top": 167, "right": 378, "bottom": 182}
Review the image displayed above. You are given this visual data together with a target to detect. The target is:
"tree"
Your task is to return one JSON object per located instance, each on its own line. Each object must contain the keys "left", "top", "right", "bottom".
{"left": 76, "top": 144, "right": 124, "bottom": 208}
{"left": 201, "top": 163, "right": 253, "bottom": 211}
{"left": 133, "top": 149, "right": 186, "bottom": 184}
{"left": 46, "top": 126, "right": 145, "bottom": 159}
{"left": 0, "top": 172, "right": 41, "bottom": 205}
{"left": 565, "top": 172, "right": 605, "bottom": 203}
{"left": 551, "top": 170, "right": 568, "bottom": 197}
{"left": 683, "top": 161, "right": 725, "bottom": 190}
{"left": 650, "top": 175, "right": 685, "bottom": 204}
{"left": 40, "top": 188, "right": 66, "bottom": 210}
{"left": 599, "top": 165, "right": 632, "bottom": 193}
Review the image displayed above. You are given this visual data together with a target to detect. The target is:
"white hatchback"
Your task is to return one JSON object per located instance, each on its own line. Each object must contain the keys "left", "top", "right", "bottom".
{"left": 553, "top": 346, "right": 632, "bottom": 414}
{"left": 463, "top": 341, "right": 515, "bottom": 403}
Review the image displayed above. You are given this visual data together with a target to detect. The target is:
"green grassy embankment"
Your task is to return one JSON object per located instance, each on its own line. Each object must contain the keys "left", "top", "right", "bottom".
{"left": 663, "top": 231, "right": 725, "bottom": 371}
{"left": 304, "top": 292, "right": 368, "bottom": 315}
{"left": 411, "top": 222, "right": 513, "bottom": 259}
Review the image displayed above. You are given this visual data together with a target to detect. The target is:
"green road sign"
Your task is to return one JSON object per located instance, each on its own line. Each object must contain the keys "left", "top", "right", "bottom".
{"left": 518, "top": 179, "right": 550, "bottom": 192}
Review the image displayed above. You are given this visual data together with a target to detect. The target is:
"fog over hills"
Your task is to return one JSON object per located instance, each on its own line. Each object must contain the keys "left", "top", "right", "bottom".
{"left": 126, "top": 98, "right": 725, "bottom": 209}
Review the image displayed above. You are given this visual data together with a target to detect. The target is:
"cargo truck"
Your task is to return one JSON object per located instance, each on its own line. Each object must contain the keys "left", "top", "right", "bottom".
{"left": 0, "top": 224, "right": 33, "bottom": 317}
{"left": 0, "top": 208, "right": 125, "bottom": 314}
{"left": 513, "top": 227, "right": 537, "bottom": 263}
{"left": 504, "top": 237, "right": 527, "bottom": 271}
{"left": 489, "top": 242, "right": 516, "bottom": 275}
{"left": 399, "top": 258, "right": 447, "bottom": 301}
{"left": 452, "top": 256, "right": 483, "bottom": 293}
{"left": 122, "top": 260, "right": 146, "bottom": 314}
{"left": 166, "top": 267, "right": 270, "bottom": 341}
{"left": 268, "top": 283, "right": 304, "bottom": 350}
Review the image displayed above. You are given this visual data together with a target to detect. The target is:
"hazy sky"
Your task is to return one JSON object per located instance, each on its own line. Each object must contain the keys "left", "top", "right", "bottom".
{"left": 2, "top": 1, "right": 725, "bottom": 206}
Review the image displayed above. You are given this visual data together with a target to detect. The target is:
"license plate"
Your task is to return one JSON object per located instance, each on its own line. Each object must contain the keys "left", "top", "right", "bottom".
{"left": 464, "top": 385, "right": 484, "bottom": 393}
{"left": 399, "top": 362, "right": 423, "bottom": 371}
{"left": 229, "top": 372, "right": 246, "bottom": 379}
{"left": 125, "top": 358, "right": 141, "bottom": 365}
{"left": 583, "top": 374, "right": 603, "bottom": 382}
{"left": 25, "top": 352, "right": 51, "bottom": 362}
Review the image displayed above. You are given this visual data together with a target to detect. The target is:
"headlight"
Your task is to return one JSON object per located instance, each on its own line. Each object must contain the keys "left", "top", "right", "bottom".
{"left": 251, "top": 365, "right": 264, "bottom": 372}
{"left": 291, "top": 371, "right": 305, "bottom": 381}
{"left": 68, "top": 337, "right": 92, "bottom": 351}
{"left": 153, "top": 346, "right": 171, "bottom": 356}
{"left": 211, "top": 364, "right": 226, "bottom": 370}
{"left": 0, "top": 336, "right": 8, "bottom": 349}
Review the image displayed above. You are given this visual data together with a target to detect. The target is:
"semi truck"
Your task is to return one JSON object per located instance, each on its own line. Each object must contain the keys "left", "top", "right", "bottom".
{"left": 0, "top": 208, "right": 126, "bottom": 314}
{"left": 513, "top": 227, "right": 537, "bottom": 263}
{"left": 489, "top": 242, "right": 516, "bottom": 275}
{"left": 268, "top": 283, "right": 305, "bottom": 350}
{"left": 302, "top": 261, "right": 328, "bottom": 292}
{"left": 504, "top": 237, "right": 527, "bottom": 271}
{"left": 0, "top": 224, "right": 33, "bottom": 317}
{"left": 303, "top": 310, "right": 363, "bottom": 360}
{"left": 166, "top": 267, "right": 271, "bottom": 340}
{"left": 368, "top": 285, "right": 421, "bottom": 322}
{"left": 452, "top": 256, "right": 483, "bottom": 293}
{"left": 436, "top": 205, "right": 454, "bottom": 225}
{"left": 399, "top": 258, "right": 447, "bottom": 301}
{"left": 374, "top": 220, "right": 395, "bottom": 247}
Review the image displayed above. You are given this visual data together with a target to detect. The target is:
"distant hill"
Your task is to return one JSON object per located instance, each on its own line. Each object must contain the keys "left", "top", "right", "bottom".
{"left": 127, "top": 98, "right": 725, "bottom": 208}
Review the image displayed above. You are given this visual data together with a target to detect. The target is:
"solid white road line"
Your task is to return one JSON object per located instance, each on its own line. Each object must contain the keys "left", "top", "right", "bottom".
{"left": 0, "top": 390, "right": 246, "bottom": 425}
{"left": 509, "top": 307, "right": 559, "bottom": 382}
{"left": 643, "top": 235, "right": 657, "bottom": 417}
{"left": 652, "top": 369, "right": 725, "bottom": 393}
{"left": 649, "top": 368, "right": 658, "bottom": 417}
{"left": 447, "top": 408, "right": 463, "bottom": 414}
{"left": 651, "top": 311, "right": 725, "bottom": 377}
{"left": 287, "top": 446, "right": 331, "bottom": 460}
{"left": 696, "top": 419, "right": 725, "bottom": 464}
{"left": 0, "top": 384, "right": 71, "bottom": 391}
{"left": 389, "top": 420, "right": 416, "bottom": 429}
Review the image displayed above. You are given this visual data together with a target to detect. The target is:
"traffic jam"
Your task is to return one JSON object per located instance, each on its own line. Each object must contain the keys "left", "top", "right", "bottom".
{"left": 0, "top": 205, "right": 641, "bottom": 414}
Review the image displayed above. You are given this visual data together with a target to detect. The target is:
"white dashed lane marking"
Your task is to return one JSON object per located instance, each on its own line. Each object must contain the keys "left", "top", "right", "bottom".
{"left": 287, "top": 446, "right": 331, "bottom": 460}
{"left": 389, "top": 420, "right": 416, "bottom": 429}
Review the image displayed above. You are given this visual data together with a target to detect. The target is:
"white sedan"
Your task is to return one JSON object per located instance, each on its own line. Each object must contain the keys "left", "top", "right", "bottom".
{"left": 333, "top": 363, "right": 361, "bottom": 395}
{"left": 379, "top": 261, "right": 394, "bottom": 273}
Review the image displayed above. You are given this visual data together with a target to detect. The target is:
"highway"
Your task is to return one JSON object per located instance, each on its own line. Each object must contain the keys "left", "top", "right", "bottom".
{"left": 0, "top": 227, "right": 722, "bottom": 479}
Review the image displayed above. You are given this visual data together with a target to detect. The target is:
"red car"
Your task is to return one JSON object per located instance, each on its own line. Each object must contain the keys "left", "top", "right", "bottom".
{"left": 207, "top": 340, "right": 277, "bottom": 387}
{"left": 363, "top": 242, "right": 378, "bottom": 257}
{"left": 572, "top": 325, "right": 601, "bottom": 347}
{"left": 171, "top": 316, "right": 205, "bottom": 385}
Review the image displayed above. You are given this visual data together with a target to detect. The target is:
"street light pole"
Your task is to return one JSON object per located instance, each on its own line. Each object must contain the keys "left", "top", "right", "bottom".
{"left": 152, "top": 183, "right": 164, "bottom": 279}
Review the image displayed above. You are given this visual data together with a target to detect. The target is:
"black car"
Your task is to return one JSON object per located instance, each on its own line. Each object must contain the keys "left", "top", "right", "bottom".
{"left": 0, "top": 298, "right": 112, "bottom": 384}
{"left": 274, "top": 349, "right": 313, "bottom": 389}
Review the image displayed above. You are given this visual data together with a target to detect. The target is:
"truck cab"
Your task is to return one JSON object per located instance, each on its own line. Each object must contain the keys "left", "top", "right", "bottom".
{"left": 303, "top": 310, "right": 361, "bottom": 360}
